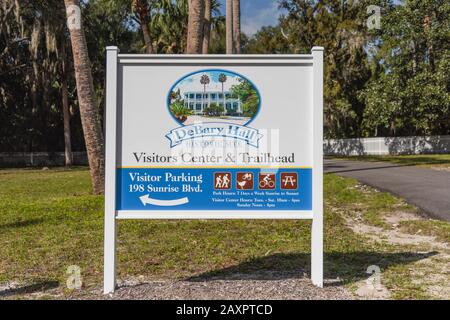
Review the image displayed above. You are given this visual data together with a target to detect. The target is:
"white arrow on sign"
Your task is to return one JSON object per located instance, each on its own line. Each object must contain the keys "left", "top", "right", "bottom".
{"left": 139, "top": 194, "right": 189, "bottom": 207}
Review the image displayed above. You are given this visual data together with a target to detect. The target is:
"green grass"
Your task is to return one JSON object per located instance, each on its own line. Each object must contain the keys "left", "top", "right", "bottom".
{"left": 325, "top": 173, "right": 417, "bottom": 228}
{"left": 332, "top": 154, "right": 450, "bottom": 170}
{"left": 0, "top": 167, "right": 448, "bottom": 299}
{"left": 399, "top": 220, "right": 450, "bottom": 244}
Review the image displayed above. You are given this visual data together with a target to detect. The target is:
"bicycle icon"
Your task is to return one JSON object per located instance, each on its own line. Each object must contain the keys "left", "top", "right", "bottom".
{"left": 258, "top": 173, "right": 276, "bottom": 189}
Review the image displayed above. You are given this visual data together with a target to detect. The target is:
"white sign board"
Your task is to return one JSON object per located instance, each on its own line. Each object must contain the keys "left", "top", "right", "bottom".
{"left": 103, "top": 47, "right": 324, "bottom": 293}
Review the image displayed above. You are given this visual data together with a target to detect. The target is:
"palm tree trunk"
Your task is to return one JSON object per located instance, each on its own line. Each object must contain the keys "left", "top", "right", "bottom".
{"left": 222, "top": 82, "right": 225, "bottom": 114}
{"left": 135, "top": 0, "right": 154, "bottom": 54}
{"left": 140, "top": 18, "right": 154, "bottom": 54}
{"left": 187, "top": 0, "right": 205, "bottom": 54}
{"left": 202, "top": 0, "right": 211, "bottom": 54}
{"left": 64, "top": 0, "right": 105, "bottom": 194}
{"left": 232, "top": 0, "right": 241, "bottom": 54}
{"left": 61, "top": 42, "right": 73, "bottom": 166}
{"left": 203, "top": 84, "right": 206, "bottom": 112}
{"left": 226, "top": 0, "right": 233, "bottom": 54}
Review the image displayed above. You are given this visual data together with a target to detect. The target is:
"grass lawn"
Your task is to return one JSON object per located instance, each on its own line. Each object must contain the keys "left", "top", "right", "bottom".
{"left": 0, "top": 167, "right": 449, "bottom": 299}
{"left": 332, "top": 154, "right": 450, "bottom": 171}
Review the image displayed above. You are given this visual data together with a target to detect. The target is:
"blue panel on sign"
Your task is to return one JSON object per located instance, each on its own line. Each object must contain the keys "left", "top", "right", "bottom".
{"left": 117, "top": 168, "right": 312, "bottom": 211}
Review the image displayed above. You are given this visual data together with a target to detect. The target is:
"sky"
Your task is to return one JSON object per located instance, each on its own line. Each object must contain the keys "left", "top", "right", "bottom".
{"left": 217, "top": 0, "right": 404, "bottom": 36}
{"left": 174, "top": 71, "right": 242, "bottom": 95}
{"left": 218, "top": 0, "right": 285, "bottom": 36}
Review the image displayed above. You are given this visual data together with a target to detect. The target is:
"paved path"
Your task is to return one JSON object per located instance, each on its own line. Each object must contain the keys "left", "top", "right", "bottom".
{"left": 325, "top": 159, "right": 450, "bottom": 221}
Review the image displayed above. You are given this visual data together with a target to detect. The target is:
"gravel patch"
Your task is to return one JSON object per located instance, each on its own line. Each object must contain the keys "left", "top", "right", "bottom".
{"left": 75, "top": 273, "right": 353, "bottom": 300}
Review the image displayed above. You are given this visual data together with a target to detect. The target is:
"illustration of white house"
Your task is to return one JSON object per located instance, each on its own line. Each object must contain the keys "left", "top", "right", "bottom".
{"left": 183, "top": 91, "right": 242, "bottom": 115}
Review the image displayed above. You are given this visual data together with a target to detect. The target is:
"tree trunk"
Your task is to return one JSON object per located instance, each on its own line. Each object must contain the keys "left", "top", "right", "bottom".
{"left": 202, "top": 0, "right": 211, "bottom": 54}
{"left": 232, "top": 0, "right": 240, "bottom": 54}
{"left": 64, "top": 0, "right": 105, "bottom": 194}
{"left": 187, "top": 0, "right": 205, "bottom": 54}
{"left": 135, "top": 0, "right": 154, "bottom": 54}
{"left": 140, "top": 17, "right": 154, "bottom": 54}
{"left": 61, "top": 42, "right": 73, "bottom": 166}
{"left": 226, "top": 0, "right": 233, "bottom": 54}
{"left": 410, "top": 40, "right": 417, "bottom": 74}
{"left": 423, "top": 15, "right": 435, "bottom": 72}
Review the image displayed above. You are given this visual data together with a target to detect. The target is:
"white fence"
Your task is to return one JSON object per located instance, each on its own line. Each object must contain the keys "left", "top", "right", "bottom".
{"left": 0, "top": 135, "right": 449, "bottom": 167}
{"left": 324, "top": 135, "right": 450, "bottom": 156}
{"left": 0, "top": 152, "right": 88, "bottom": 167}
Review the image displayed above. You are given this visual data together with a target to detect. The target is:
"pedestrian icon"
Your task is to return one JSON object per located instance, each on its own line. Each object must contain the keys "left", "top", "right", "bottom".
{"left": 214, "top": 172, "right": 231, "bottom": 189}
{"left": 258, "top": 173, "right": 276, "bottom": 189}
{"left": 280, "top": 172, "right": 298, "bottom": 190}
{"left": 236, "top": 172, "right": 254, "bottom": 189}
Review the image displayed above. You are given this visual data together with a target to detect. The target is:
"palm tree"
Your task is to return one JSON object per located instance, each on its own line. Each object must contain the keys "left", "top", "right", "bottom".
{"left": 225, "top": 0, "right": 233, "bottom": 54}
{"left": 152, "top": 0, "right": 221, "bottom": 54}
{"left": 219, "top": 73, "right": 227, "bottom": 91}
{"left": 170, "top": 101, "right": 192, "bottom": 123}
{"left": 186, "top": 0, "right": 205, "bottom": 53}
{"left": 202, "top": 0, "right": 211, "bottom": 54}
{"left": 232, "top": 0, "right": 240, "bottom": 54}
{"left": 218, "top": 73, "right": 227, "bottom": 112}
{"left": 200, "top": 74, "right": 210, "bottom": 110}
{"left": 133, "top": 0, "right": 154, "bottom": 54}
{"left": 64, "top": 0, "right": 105, "bottom": 194}
{"left": 152, "top": 0, "right": 188, "bottom": 53}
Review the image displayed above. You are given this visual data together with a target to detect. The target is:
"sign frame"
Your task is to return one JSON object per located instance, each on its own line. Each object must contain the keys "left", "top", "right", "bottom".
{"left": 103, "top": 47, "right": 324, "bottom": 293}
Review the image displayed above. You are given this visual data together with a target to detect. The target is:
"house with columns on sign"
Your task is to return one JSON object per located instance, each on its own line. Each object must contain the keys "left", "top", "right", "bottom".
{"left": 183, "top": 91, "right": 242, "bottom": 115}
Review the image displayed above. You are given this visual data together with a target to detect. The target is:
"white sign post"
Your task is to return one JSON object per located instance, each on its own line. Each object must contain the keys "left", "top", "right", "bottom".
{"left": 103, "top": 47, "right": 324, "bottom": 294}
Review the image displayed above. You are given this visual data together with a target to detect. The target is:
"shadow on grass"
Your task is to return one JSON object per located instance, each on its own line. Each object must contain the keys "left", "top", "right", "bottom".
{"left": 185, "top": 251, "right": 438, "bottom": 286}
{"left": 0, "top": 280, "right": 59, "bottom": 298}
{"left": 0, "top": 218, "right": 44, "bottom": 230}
